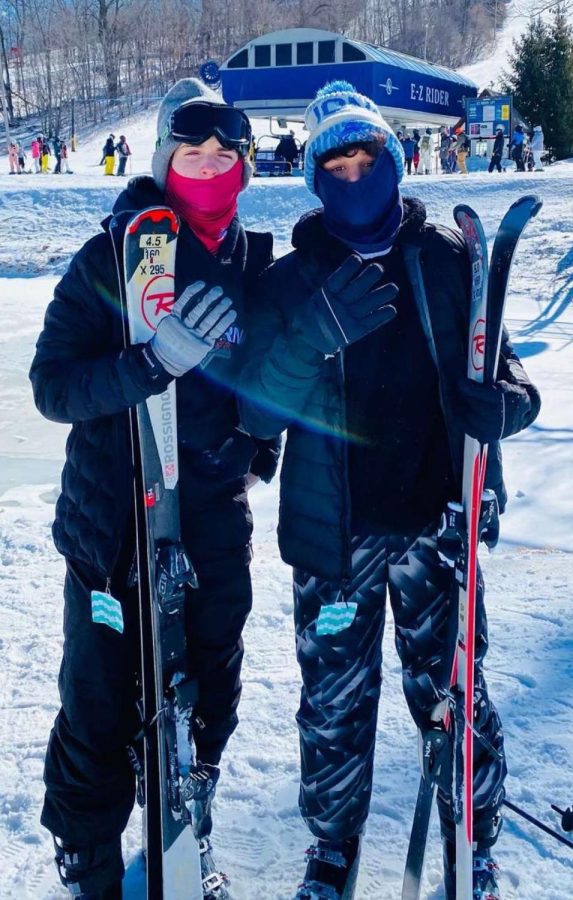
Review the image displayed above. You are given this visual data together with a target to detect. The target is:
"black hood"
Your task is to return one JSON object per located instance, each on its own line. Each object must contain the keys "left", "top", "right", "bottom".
{"left": 100, "top": 175, "right": 162, "bottom": 234}
{"left": 111, "top": 175, "right": 163, "bottom": 216}
{"left": 291, "top": 195, "right": 427, "bottom": 254}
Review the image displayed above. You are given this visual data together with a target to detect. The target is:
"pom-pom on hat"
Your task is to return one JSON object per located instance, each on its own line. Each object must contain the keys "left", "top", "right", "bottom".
{"left": 304, "top": 80, "right": 404, "bottom": 194}
{"left": 152, "top": 78, "right": 252, "bottom": 193}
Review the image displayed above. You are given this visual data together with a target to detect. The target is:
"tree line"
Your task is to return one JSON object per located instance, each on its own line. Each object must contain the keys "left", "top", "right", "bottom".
{"left": 1, "top": 0, "right": 505, "bottom": 134}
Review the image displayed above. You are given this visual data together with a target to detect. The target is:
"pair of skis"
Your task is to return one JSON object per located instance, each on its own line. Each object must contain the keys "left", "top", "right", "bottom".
{"left": 122, "top": 208, "right": 228, "bottom": 899}
{"left": 402, "top": 194, "right": 542, "bottom": 900}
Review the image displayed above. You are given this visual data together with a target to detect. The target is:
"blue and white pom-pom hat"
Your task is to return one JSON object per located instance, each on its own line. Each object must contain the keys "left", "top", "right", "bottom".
{"left": 304, "top": 80, "right": 405, "bottom": 195}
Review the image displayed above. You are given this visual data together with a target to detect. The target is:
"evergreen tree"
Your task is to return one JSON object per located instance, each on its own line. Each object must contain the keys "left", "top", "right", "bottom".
{"left": 545, "top": 8, "right": 573, "bottom": 158}
{"left": 503, "top": 9, "right": 573, "bottom": 159}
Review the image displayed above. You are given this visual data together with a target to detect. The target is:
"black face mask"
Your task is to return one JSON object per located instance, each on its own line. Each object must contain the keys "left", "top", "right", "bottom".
{"left": 316, "top": 149, "right": 403, "bottom": 255}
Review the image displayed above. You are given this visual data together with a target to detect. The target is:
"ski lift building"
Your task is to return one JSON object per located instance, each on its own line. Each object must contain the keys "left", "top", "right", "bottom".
{"left": 220, "top": 28, "right": 478, "bottom": 130}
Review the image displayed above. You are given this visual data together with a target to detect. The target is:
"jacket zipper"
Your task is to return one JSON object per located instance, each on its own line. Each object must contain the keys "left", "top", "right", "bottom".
{"left": 337, "top": 350, "right": 353, "bottom": 600}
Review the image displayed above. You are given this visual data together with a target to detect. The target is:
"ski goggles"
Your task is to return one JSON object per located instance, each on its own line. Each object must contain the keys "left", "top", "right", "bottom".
{"left": 163, "top": 101, "right": 252, "bottom": 155}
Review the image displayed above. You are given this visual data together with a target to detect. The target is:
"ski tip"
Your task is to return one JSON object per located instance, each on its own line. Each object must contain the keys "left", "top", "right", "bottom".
{"left": 126, "top": 207, "right": 180, "bottom": 235}
{"left": 511, "top": 194, "right": 543, "bottom": 218}
{"left": 453, "top": 204, "right": 478, "bottom": 225}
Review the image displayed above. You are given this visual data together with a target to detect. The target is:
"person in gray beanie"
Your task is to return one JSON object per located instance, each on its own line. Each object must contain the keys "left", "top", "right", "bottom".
{"left": 238, "top": 80, "right": 540, "bottom": 899}
{"left": 30, "top": 77, "right": 280, "bottom": 899}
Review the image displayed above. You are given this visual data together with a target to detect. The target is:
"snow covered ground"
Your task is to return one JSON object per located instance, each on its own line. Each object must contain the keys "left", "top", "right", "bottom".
{"left": 0, "top": 113, "right": 572, "bottom": 900}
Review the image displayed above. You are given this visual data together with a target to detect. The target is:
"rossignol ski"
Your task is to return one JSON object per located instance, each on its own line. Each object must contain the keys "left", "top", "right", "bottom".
{"left": 401, "top": 195, "right": 542, "bottom": 900}
{"left": 122, "top": 207, "right": 203, "bottom": 900}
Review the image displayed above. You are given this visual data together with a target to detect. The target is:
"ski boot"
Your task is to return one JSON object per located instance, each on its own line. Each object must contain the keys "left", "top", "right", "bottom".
{"left": 53, "top": 835, "right": 124, "bottom": 898}
{"left": 182, "top": 761, "right": 221, "bottom": 841}
{"left": 442, "top": 839, "right": 501, "bottom": 899}
{"left": 294, "top": 835, "right": 361, "bottom": 900}
{"left": 473, "top": 852, "right": 501, "bottom": 899}
{"left": 199, "top": 836, "right": 231, "bottom": 899}
{"left": 181, "top": 762, "right": 230, "bottom": 898}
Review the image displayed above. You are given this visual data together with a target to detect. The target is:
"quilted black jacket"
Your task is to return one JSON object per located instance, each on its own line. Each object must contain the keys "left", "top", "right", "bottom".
{"left": 30, "top": 176, "right": 280, "bottom": 578}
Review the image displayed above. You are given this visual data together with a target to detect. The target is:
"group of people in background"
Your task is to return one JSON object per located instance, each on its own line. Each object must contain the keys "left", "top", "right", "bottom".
{"left": 489, "top": 123, "right": 545, "bottom": 173}
{"left": 7, "top": 135, "right": 71, "bottom": 175}
{"left": 395, "top": 126, "right": 470, "bottom": 175}
{"left": 436, "top": 125, "right": 471, "bottom": 174}
{"left": 100, "top": 133, "right": 132, "bottom": 175}
{"left": 5, "top": 119, "right": 547, "bottom": 182}
{"left": 397, "top": 122, "right": 546, "bottom": 176}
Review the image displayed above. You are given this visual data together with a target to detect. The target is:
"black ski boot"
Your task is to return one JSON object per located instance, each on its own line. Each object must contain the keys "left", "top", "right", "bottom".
{"left": 294, "top": 835, "right": 361, "bottom": 900}
{"left": 442, "top": 839, "right": 501, "bottom": 899}
{"left": 182, "top": 762, "right": 229, "bottom": 898}
{"left": 182, "top": 761, "right": 221, "bottom": 841}
{"left": 53, "top": 835, "right": 124, "bottom": 898}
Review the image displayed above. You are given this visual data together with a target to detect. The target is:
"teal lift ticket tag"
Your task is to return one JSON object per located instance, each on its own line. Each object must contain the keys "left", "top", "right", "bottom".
{"left": 316, "top": 601, "right": 358, "bottom": 636}
{"left": 91, "top": 590, "right": 124, "bottom": 634}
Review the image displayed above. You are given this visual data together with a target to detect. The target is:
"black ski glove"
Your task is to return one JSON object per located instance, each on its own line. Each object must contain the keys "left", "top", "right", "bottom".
{"left": 453, "top": 377, "right": 511, "bottom": 444}
{"left": 292, "top": 255, "right": 398, "bottom": 356}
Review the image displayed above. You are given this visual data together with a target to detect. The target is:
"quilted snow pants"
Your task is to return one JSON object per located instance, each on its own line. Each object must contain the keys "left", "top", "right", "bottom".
{"left": 293, "top": 528, "right": 507, "bottom": 842}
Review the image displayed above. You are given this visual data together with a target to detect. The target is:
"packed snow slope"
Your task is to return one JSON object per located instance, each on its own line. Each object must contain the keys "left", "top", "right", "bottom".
{"left": 0, "top": 119, "right": 572, "bottom": 899}
{"left": 460, "top": 0, "right": 573, "bottom": 90}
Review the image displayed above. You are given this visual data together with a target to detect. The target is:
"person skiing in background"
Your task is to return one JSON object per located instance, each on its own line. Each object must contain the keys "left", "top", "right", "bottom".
{"left": 531, "top": 124, "right": 545, "bottom": 171}
{"left": 412, "top": 128, "right": 421, "bottom": 173}
{"left": 103, "top": 133, "right": 116, "bottom": 175}
{"left": 40, "top": 136, "right": 51, "bottom": 173}
{"left": 510, "top": 124, "right": 525, "bottom": 172}
{"left": 31, "top": 135, "right": 41, "bottom": 173}
{"left": 8, "top": 140, "right": 18, "bottom": 174}
{"left": 29, "top": 77, "right": 280, "bottom": 900}
{"left": 402, "top": 132, "right": 415, "bottom": 174}
{"left": 419, "top": 128, "right": 433, "bottom": 174}
{"left": 115, "top": 134, "right": 131, "bottom": 176}
{"left": 238, "top": 79, "right": 541, "bottom": 900}
{"left": 489, "top": 126, "right": 505, "bottom": 173}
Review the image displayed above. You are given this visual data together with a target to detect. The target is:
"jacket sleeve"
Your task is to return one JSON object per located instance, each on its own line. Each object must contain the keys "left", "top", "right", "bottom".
{"left": 29, "top": 233, "right": 171, "bottom": 424}
{"left": 238, "top": 262, "right": 324, "bottom": 440}
{"left": 497, "top": 328, "right": 541, "bottom": 438}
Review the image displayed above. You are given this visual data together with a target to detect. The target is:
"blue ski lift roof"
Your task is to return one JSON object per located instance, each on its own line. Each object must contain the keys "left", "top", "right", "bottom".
{"left": 220, "top": 28, "right": 477, "bottom": 126}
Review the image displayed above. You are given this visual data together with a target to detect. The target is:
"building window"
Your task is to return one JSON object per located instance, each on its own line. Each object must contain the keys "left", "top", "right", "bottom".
{"left": 254, "top": 45, "right": 271, "bottom": 68}
{"left": 227, "top": 49, "right": 248, "bottom": 69}
{"left": 296, "top": 42, "right": 313, "bottom": 65}
{"left": 318, "top": 41, "right": 335, "bottom": 63}
{"left": 342, "top": 43, "right": 366, "bottom": 62}
{"left": 276, "top": 44, "right": 292, "bottom": 66}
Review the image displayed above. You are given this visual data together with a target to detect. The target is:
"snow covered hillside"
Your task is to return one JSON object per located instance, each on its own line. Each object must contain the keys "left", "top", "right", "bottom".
{"left": 0, "top": 115, "right": 572, "bottom": 899}
{"left": 460, "top": 0, "right": 573, "bottom": 90}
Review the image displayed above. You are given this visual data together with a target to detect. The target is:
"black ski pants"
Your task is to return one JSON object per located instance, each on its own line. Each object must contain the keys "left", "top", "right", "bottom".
{"left": 293, "top": 529, "right": 507, "bottom": 843}
{"left": 41, "top": 548, "right": 252, "bottom": 847}
{"left": 488, "top": 153, "right": 502, "bottom": 173}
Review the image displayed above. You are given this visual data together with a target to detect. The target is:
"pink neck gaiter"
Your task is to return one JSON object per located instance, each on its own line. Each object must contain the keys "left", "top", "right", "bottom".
{"left": 165, "top": 159, "right": 243, "bottom": 254}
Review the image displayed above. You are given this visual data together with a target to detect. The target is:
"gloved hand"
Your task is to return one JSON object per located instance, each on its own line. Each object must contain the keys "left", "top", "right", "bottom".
{"left": 149, "top": 281, "right": 236, "bottom": 378}
{"left": 293, "top": 255, "right": 398, "bottom": 355}
{"left": 452, "top": 377, "right": 509, "bottom": 444}
{"left": 198, "top": 430, "right": 256, "bottom": 481}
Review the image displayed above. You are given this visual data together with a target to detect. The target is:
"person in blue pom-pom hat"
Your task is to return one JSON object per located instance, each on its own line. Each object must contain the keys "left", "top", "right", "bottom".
{"left": 239, "top": 80, "right": 540, "bottom": 898}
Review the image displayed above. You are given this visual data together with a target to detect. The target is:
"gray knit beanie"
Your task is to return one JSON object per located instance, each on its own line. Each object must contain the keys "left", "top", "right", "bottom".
{"left": 152, "top": 78, "right": 252, "bottom": 193}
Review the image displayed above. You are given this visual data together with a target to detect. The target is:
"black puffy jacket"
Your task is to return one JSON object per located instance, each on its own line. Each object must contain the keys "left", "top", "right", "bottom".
{"left": 239, "top": 198, "right": 541, "bottom": 582}
{"left": 30, "top": 176, "right": 280, "bottom": 579}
